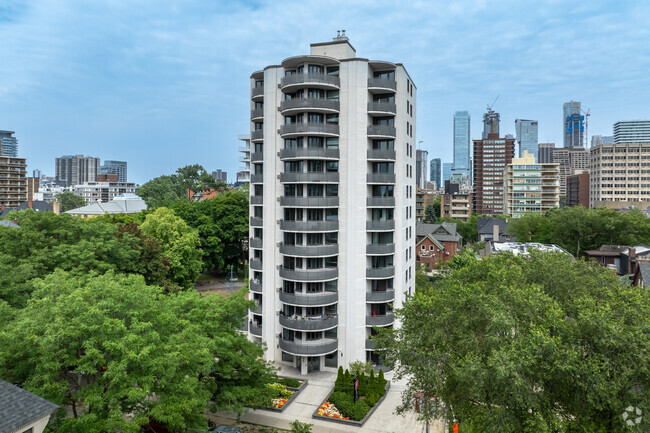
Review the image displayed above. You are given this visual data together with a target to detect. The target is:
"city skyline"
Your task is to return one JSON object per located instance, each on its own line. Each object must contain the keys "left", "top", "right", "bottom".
{"left": 1, "top": 1, "right": 649, "bottom": 184}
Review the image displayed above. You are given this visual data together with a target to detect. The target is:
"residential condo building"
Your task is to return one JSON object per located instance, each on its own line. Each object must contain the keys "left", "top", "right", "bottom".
{"left": 247, "top": 34, "right": 416, "bottom": 375}
{"left": 503, "top": 150, "right": 560, "bottom": 217}
{"left": 55, "top": 155, "right": 100, "bottom": 186}
{"left": 441, "top": 180, "right": 472, "bottom": 222}
{"left": 237, "top": 134, "right": 252, "bottom": 184}
{"left": 442, "top": 162, "right": 452, "bottom": 184}
{"left": 0, "top": 131, "right": 18, "bottom": 157}
{"left": 613, "top": 121, "right": 650, "bottom": 144}
{"left": 430, "top": 158, "right": 441, "bottom": 190}
{"left": 100, "top": 160, "right": 127, "bottom": 183}
{"left": 453, "top": 111, "right": 471, "bottom": 179}
{"left": 552, "top": 148, "right": 589, "bottom": 196}
{"left": 563, "top": 101, "right": 585, "bottom": 148}
{"left": 538, "top": 142, "right": 555, "bottom": 164}
{"left": 416, "top": 149, "right": 428, "bottom": 189}
{"left": 0, "top": 156, "right": 27, "bottom": 208}
{"left": 566, "top": 171, "right": 590, "bottom": 208}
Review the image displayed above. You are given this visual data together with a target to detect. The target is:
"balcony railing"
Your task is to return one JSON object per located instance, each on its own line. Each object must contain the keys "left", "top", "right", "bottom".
{"left": 250, "top": 152, "right": 263, "bottom": 162}
{"left": 249, "top": 258, "right": 263, "bottom": 270}
{"left": 280, "top": 172, "right": 340, "bottom": 183}
{"left": 250, "top": 108, "right": 264, "bottom": 119}
{"left": 249, "top": 323, "right": 262, "bottom": 336}
{"left": 250, "top": 217, "right": 263, "bottom": 227}
{"left": 367, "top": 78, "right": 397, "bottom": 91}
{"left": 367, "top": 173, "right": 396, "bottom": 184}
{"left": 251, "top": 174, "right": 263, "bottom": 183}
{"left": 367, "top": 125, "right": 396, "bottom": 138}
{"left": 279, "top": 243, "right": 338, "bottom": 257}
{"left": 280, "top": 123, "right": 339, "bottom": 137}
{"left": 366, "top": 289, "right": 395, "bottom": 302}
{"left": 366, "top": 312, "right": 395, "bottom": 326}
{"left": 251, "top": 87, "right": 264, "bottom": 98}
{"left": 281, "top": 73, "right": 340, "bottom": 89}
{"left": 367, "top": 149, "right": 396, "bottom": 160}
{"left": 280, "top": 315, "right": 338, "bottom": 331}
{"left": 279, "top": 196, "right": 339, "bottom": 207}
{"left": 366, "top": 267, "right": 395, "bottom": 278}
{"left": 367, "top": 197, "right": 395, "bottom": 207}
{"left": 279, "top": 148, "right": 339, "bottom": 160}
{"left": 366, "top": 243, "right": 395, "bottom": 255}
{"left": 251, "top": 130, "right": 263, "bottom": 141}
{"left": 368, "top": 101, "right": 397, "bottom": 114}
{"left": 250, "top": 195, "right": 263, "bottom": 205}
{"left": 366, "top": 220, "right": 395, "bottom": 231}
{"left": 279, "top": 267, "right": 338, "bottom": 281}
{"left": 250, "top": 303, "right": 262, "bottom": 315}
{"left": 279, "top": 220, "right": 339, "bottom": 232}
{"left": 249, "top": 237, "right": 263, "bottom": 249}
{"left": 249, "top": 279, "right": 262, "bottom": 292}
{"left": 280, "top": 98, "right": 340, "bottom": 113}
{"left": 279, "top": 338, "right": 338, "bottom": 356}
{"left": 279, "top": 291, "right": 338, "bottom": 306}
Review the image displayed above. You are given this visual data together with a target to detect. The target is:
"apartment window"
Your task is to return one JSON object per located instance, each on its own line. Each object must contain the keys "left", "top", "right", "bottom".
{"left": 326, "top": 161, "right": 339, "bottom": 172}
{"left": 373, "top": 140, "right": 394, "bottom": 150}
{"left": 326, "top": 137, "right": 339, "bottom": 149}
{"left": 374, "top": 70, "right": 395, "bottom": 80}
{"left": 307, "top": 160, "right": 323, "bottom": 172}
{"left": 326, "top": 184, "right": 338, "bottom": 196}
{"left": 307, "top": 233, "right": 323, "bottom": 245}
{"left": 308, "top": 137, "right": 324, "bottom": 148}
{"left": 374, "top": 117, "right": 394, "bottom": 126}
{"left": 326, "top": 209, "right": 338, "bottom": 221}
{"left": 326, "top": 113, "right": 339, "bottom": 124}
{"left": 308, "top": 113, "right": 323, "bottom": 124}
{"left": 307, "top": 184, "right": 323, "bottom": 197}
{"left": 307, "top": 209, "right": 323, "bottom": 221}
{"left": 308, "top": 64, "right": 324, "bottom": 74}
{"left": 327, "top": 89, "right": 339, "bottom": 100}
{"left": 254, "top": 122, "right": 263, "bottom": 131}
{"left": 373, "top": 162, "right": 394, "bottom": 173}
{"left": 372, "top": 185, "right": 394, "bottom": 197}
{"left": 254, "top": 80, "right": 263, "bottom": 88}
{"left": 325, "top": 232, "right": 338, "bottom": 244}
{"left": 326, "top": 66, "right": 339, "bottom": 76}
{"left": 285, "top": 161, "right": 303, "bottom": 173}
{"left": 308, "top": 88, "right": 324, "bottom": 99}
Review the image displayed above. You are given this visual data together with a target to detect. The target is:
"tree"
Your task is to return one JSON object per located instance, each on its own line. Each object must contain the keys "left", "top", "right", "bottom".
{"left": 376, "top": 251, "right": 650, "bottom": 432}
{"left": 0, "top": 271, "right": 276, "bottom": 432}
{"left": 424, "top": 196, "right": 441, "bottom": 223}
{"left": 140, "top": 207, "right": 203, "bottom": 289}
{"left": 117, "top": 221, "right": 172, "bottom": 289}
{"left": 138, "top": 165, "right": 225, "bottom": 209}
{"left": 54, "top": 192, "right": 86, "bottom": 212}
{"left": 441, "top": 213, "right": 478, "bottom": 245}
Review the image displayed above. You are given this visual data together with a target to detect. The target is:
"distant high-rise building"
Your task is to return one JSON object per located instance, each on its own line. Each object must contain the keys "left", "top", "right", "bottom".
{"left": 237, "top": 134, "right": 251, "bottom": 184}
{"left": 55, "top": 155, "right": 100, "bottom": 186}
{"left": 474, "top": 110, "right": 515, "bottom": 216}
{"left": 552, "top": 148, "right": 589, "bottom": 196}
{"left": 430, "top": 158, "right": 441, "bottom": 189}
{"left": 453, "top": 111, "right": 471, "bottom": 179}
{"left": 566, "top": 171, "right": 590, "bottom": 208}
{"left": 32, "top": 169, "right": 42, "bottom": 179}
{"left": 27, "top": 177, "right": 40, "bottom": 202}
{"left": 0, "top": 130, "right": 18, "bottom": 157}
{"left": 591, "top": 135, "right": 614, "bottom": 147}
{"left": 503, "top": 150, "right": 560, "bottom": 217}
{"left": 100, "top": 160, "right": 127, "bottom": 183}
{"left": 0, "top": 156, "right": 26, "bottom": 207}
{"left": 416, "top": 149, "right": 428, "bottom": 189}
{"left": 442, "top": 162, "right": 453, "bottom": 184}
{"left": 212, "top": 169, "right": 228, "bottom": 183}
{"left": 441, "top": 180, "right": 472, "bottom": 222}
{"left": 538, "top": 143, "right": 555, "bottom": 164}
{"left": 563, "top": 101, "right": 585, "bottom": 148}
{"left": 482, "top": 109, "right": 500, "bottom": 139}
{"left": 613, "top": 121, "right": 650, "bottom": 144}
{"left": 515, "top": 119, "right": 539, "bottom": 160}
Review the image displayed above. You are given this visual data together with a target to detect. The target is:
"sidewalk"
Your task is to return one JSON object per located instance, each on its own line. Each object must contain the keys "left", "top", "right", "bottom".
{"left": 209, "top": 367, "right": 446, "bottom": 433}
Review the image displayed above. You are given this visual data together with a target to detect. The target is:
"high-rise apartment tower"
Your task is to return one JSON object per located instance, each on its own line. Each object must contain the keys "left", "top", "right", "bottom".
{"left": 515, "top": 119, "right": 539, "bottom": 160}
{"left": 453, "top": 111, "right": 471, "bottom": 179}
{"left": 247, "top": 34, "right": 416, "bottom": 374}
{"left": 416, "top": 149, "right": 428, "bottom": 189}
{"left": 430, "top": 158, "right": 441, "bottom": 190}
{"left": 613, "top": 121, "right": 650, "bottom": 144}
{"left": 100, "top": 160, "right": 127, "bottom": 183}
{"left": 55, "top": 155, "right": 100, "bottom": 186}
{"left": 563, "top": 101, "right": 585, "bottom": 148}
{"left": 0, "top": 131, "right": 18, "bottom": 157}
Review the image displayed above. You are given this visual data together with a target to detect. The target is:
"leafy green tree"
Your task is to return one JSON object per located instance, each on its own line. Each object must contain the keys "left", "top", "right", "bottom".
{"left": 0, "top": 210, "right": 141, "bottom": 307}
{"left": 424, "top": 196, "right": 441, "bottom": 223}
{"left": 54, "top": 191, "right": 86, "bottom": 212}
{"left": 0, "top": 271, "right": 275, "bottom": 432}
{"left": 138, "top": 165, "right": 225, "bottom": 209}
{"left": 141, "top": 207, "right": 203, "bottom": 289}
{"left": 176, "top": 164, "right": 222, "bottom": 196}
{"left": 376, "top": 251, "right": 650, "bottom": 432}
{"left": 441, "top": 213, "right": 478, "bottom": 245}
{"left": 117, "top": 221, "right": 171, "bottom": 289}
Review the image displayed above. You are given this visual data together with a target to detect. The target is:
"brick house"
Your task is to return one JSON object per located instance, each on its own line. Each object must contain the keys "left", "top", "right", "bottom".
{"left": 415, "top": 222, "right": 462, "bottom": 270}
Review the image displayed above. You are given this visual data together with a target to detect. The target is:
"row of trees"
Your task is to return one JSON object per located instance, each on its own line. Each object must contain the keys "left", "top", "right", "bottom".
{"left": 376, "top": 251, "right": 650, "bottom": 432}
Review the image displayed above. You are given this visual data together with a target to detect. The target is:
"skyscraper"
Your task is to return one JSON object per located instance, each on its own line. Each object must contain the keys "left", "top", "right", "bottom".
{"left": 430, "top": 158, "right": 441, "bottom": 189}
{"left": 0, "top": 156, "right": 26, "bottom": 207}
{"left": 591, "top": 135, "right": 614, "bottom": 147}
{"left": 55, "top": 155, "right": 100, "bottom": 186}
{"left": 515, "top": 119, "right": 539, "bottom": 160}
{"left": 100, "top": 160, "right": 127, "bottom": 183}
{"left": 0, "top": 131, "right": 18, "bottom": 157}
{"left": 248, "top": 34, "right": 416, "bottom": 375}
{"left": 474, "top": 110, "right": 515, "bottom": 216}
{"left": 453, "top": 111, "right": 471, "bottom": 179}
{"left": 442, "top": 162, "right": 453, "bottom": 184}
{"left": 613, "top": 121, "right": 650, "bottom": 144}
{"left": 416, "top": 149, "right": 428, "bottom": 189}
{"left": 538, "top": 143, "right": 555, "bottom": 164}
{"left": 211, "top": 169, "right": 227, "bottom": 183}
{"left": 563, "top": 101, "right": 585, "bottom": 148}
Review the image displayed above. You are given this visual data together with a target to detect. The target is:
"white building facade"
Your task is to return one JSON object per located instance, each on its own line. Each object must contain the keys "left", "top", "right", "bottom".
{"left": 248, "top": 35, "right": 416, "bottom": 374}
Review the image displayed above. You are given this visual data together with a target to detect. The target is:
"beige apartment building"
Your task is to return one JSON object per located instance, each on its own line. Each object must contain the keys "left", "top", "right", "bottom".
{"left": 589, "top": 142, "right": 650, "bottom": 208}
{"left": 552, "top": 147, "right": 589, "bottom": 196}
{"left": 503, "top": 150, "right": 560, "bottom": 217}
{"left": 0, "top": 156, "right": 27, "bottom": 208}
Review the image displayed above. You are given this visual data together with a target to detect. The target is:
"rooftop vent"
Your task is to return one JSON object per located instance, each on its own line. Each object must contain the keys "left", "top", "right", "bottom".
{"left": 333, "top": 30, "right": 348, "bottom": 41}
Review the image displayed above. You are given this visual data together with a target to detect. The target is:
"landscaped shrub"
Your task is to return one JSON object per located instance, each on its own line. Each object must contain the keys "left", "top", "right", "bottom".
{"left": 322, "top": 368, "right": 388, "bottom": 422}
{"left": 266, "top": 382, "right": 293, "bottom": 399}
{"left": 349, "top": 400, "right": 371, "bottom": 421}
{"left": 276, "top": 377, "right": 301, "bottom": 388}
{"left": 334, "top": 366, "right": 345, "bottom": 392}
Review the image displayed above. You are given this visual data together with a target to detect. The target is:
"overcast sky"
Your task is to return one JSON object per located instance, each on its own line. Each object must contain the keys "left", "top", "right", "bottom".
{"left": 2, "top": 0, "right": 649, "bottom": 184}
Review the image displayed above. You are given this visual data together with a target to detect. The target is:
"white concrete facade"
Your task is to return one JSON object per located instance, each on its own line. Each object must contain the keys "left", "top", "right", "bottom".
{"left": 247, "top": 36, "right": 416, "bottom": 375}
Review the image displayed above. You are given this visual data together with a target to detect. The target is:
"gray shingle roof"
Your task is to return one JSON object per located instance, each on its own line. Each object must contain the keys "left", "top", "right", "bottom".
{"left": 416, "top": 222, "right": 462, "bottom": 242}
{"left": 0, "top": 221, "right": 19, "bottom": 228}
{"left": 638, "top": 262, "right": 650, "bottom": 286}
{"left": 477, "top": 217, "right": 508, "bottom": 234}
{"left": 0, "top": 379, "right": 58, "bottom": 433}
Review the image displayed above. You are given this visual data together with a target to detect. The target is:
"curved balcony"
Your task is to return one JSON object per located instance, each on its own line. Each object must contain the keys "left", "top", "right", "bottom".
{"left": 280, "top": 73, "right": 340, "bottom": 91}
{"left": 366, "top": 312, "right": 395, "bottom": 326}
{"left": 367, "top": 173, "right": 396, "bottom": 184}
{"left": 367, "top": 149, "right": 396, "bottom": 161}
{"left": 250, "top": 304, "right": 262, "bottom": 315}
{"left": 367, "top": 78, "right": 397, "bottom": 92}
{"left": 280, "top": 172, "right": 340, "bottom": 183}
{"left": 366, "top": 267, "right": 395, "bottom": 278}
{"left": 279, "top": 267, "right": 338, "bottom": 281}
{"left": 367, "top": 125, "right": 396, "bottom": 139}
{"left": 249, "top": 279, "right": 262, "bottom": 293}
{"left": 280, "top": 123, "right": 339, "bottom": 138}
{"left": 280, "top": 220, "right": 339, "bottom": 232}
{"left": 280, "top": 315, "right": 338, "bottom": 331}
{"left": 366, "top": 243, "right": 395, "bottom": 255}
{"left": 279, "top": 338, "right": 338, "bottom": 356}
{"left": 251, "top": 108, "right": 264, "bottom": 120}
{"left": 249, "top": 258, "right": 263, "bottom": 271}
{"left": 366, "top": 220, "right": 395, "bottom": 231}
{"left": 250, "top": 152, "right": 263, "bottom": 162}
{"left": 249, "top": 237, "right": 263, "bottom": 249}
{"left": 280, "top": 98, "right": 340, "bottom": 115}
{"left": 365, "top": 339, "right": 375, "bottom": 350}
{"left": 249, "top": 323, "right": 262, "bottom": 336}
{"left": 368, "top": 102, "right": 396, "bottom": 115}
{"left": 250, "top": 195, "right": 263, "bottom": 205}
{"left": 279, "top": 196, "right": 339, "bottom": 207}
{"left": 279, "top": 291, "right": 338, "bottom": 306}
{"left": 279, "top": 243, "right": 338, "bottom": 257}
{"left": 251, "top": 87, "right": 264, "bottom": 100}
{"left": 279, "top": 148, "right": 339, "bottom": 160}
{"left": 250, "top": 217, "right": 263, "bottom": 227}
{"left": 251, "top": 174, "right": 263, "bottom": 184}
{"left": 366, "top": 290, "right": 395, "bottom": 303}
{"left": 367, "top": 197, "right": 395, "bottom": 207}
{"left": 251, "top": 130, "right": 264, "bottom": 142}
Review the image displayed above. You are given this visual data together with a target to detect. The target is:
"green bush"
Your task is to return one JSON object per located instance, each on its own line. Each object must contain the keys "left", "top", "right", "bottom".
{"left": 328, "top": 390, "right": 372, "bottom": 421}
{"left": 276, "top": 377, "right": 301, "bottom": 388}
{"left": 349, "top": 400, "right": 371, "bottom": 421}
{"left": 334, "top": 366, "right": 345, "bottom": 392}
{"left": 290, "top": 420, "right": 313, "bottom": 433}
{"left": 266, "top": 382, "right": 293, "bottom": 399}
{"left": 365, "top": 392, "right": 380, "bottom": 407}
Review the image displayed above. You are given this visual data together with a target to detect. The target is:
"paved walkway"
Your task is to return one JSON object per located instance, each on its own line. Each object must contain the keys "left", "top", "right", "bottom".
{"left": 209, "top": 367, "right": 446, "bottom": 433}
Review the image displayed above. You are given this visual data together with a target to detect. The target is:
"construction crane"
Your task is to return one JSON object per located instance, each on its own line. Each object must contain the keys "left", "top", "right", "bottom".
{"left": 487, "top": 94, "right": 500, "bottom": 112}
{"left": 580, "top": 106, "right": 591, "bottom": 148}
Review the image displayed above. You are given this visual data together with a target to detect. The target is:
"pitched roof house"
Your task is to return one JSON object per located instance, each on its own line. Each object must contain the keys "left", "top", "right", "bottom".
{"left": 415, "top": 223, "right": 463, "bottom": 270}
{"left": 0, "top": 379, "right": 58, "bottom": 433}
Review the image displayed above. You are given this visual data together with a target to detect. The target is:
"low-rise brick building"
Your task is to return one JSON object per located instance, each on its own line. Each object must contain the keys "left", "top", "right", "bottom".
{"left": 415, "top": 222, "right": 462, "bottom": 270}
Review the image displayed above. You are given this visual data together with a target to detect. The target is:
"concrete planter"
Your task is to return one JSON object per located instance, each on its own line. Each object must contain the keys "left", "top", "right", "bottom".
{"left": 258, "top": 378, "right": 308, "bottom": 413}
{"left": 311, "top": 382, "right": 391, "bottom": 427}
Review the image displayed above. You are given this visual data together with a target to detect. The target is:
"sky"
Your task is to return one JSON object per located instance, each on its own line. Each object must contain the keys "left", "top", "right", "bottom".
{"left": 1, "top": 0, "right": 650, "bottom": 185}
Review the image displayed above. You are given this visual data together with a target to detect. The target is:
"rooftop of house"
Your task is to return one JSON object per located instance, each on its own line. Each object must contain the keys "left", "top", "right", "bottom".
{"left": 477, "top": 217, "right": 509, "bottom": 234}
{"left": 0, "top": 379, "right": 58, "bottom": 433}
{"left": 636, "top": 262, "right": 650, "bottom": 285}
{"left": 416, "top": 222, "right": 462, "bottom": 243}
{"left": 66, "top": 194, "right": 146, "bottom": 216}
{"left": 486, "top": 241, "right": 570, "bottom": 256}
{"left": 0, "top": 220, "right": 20, "bottom": 228}
{"left": 0, "top": 201, "right": 52, "bottom": 217}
